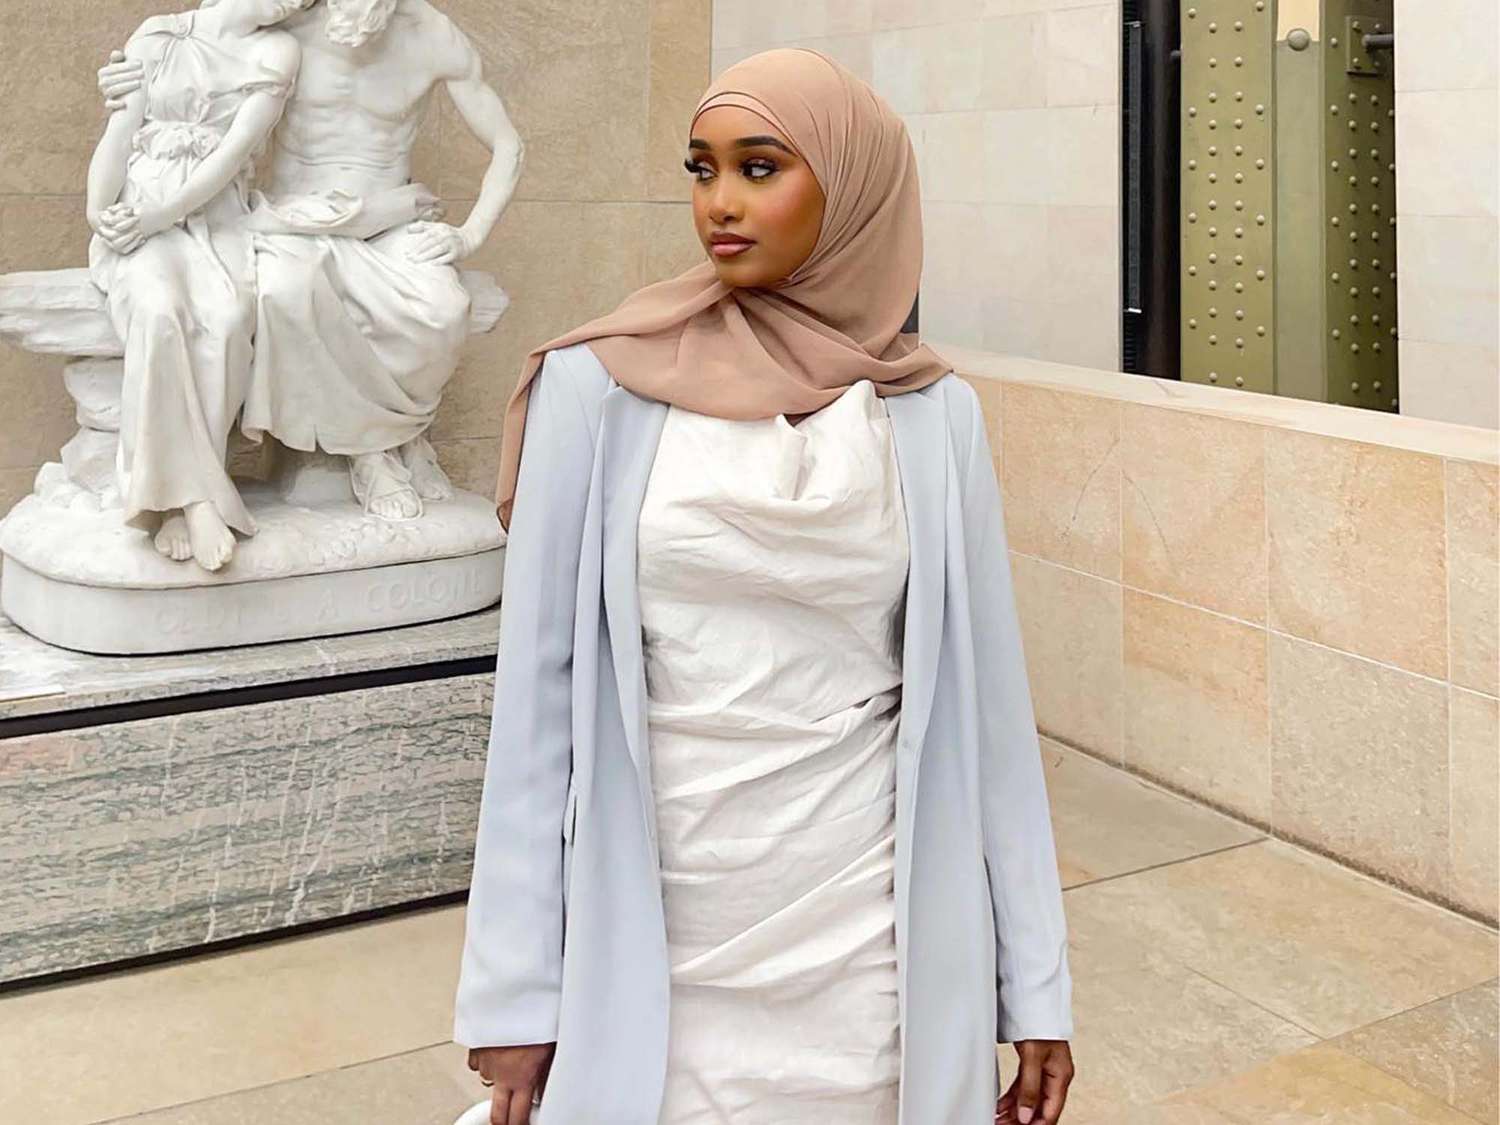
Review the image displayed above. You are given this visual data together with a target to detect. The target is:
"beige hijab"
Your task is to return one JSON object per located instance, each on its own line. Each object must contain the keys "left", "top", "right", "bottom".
{"left": 492, "top": 47, "right": 952, "bottom": 531}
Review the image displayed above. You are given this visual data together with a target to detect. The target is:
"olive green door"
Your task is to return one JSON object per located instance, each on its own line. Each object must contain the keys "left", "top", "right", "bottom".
{"left": 1180, "top": 0, "right": 1398, "bottom": 410}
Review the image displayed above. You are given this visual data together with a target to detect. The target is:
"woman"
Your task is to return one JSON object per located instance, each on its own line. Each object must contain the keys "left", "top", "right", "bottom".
{"left": 84, "top": 0, "right": 313, "bottom": 572}
{"left": 454, "top": 48, "right": 1075, "bottom": 1125}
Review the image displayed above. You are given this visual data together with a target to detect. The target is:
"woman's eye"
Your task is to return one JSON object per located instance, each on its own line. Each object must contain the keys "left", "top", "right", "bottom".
{"left": 683, "top": 157, "right": 776, "bottom": 181}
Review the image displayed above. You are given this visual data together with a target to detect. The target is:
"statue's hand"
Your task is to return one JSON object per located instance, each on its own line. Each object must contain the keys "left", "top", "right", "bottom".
{"left": 90, "top": 202, "right": 145, "bottom": 255}
{"left": 98, "top": 50, "right": 145, "bottom": 112}
{"left": 405, "top": 220, "right": 475, "bottom": 267}
{"left": 90, "top": 202, "right": 174, "bottom": 254}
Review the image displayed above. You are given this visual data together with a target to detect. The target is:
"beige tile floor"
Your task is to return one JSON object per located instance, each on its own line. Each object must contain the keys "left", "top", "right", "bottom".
{"left": 2, "top": 739, "right": 1495, "bottom": 1125}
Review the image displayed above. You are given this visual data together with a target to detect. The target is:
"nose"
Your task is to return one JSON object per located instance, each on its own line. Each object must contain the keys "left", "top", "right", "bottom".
{"left": 706, "top": 175, "right": 743, "bottom": 226}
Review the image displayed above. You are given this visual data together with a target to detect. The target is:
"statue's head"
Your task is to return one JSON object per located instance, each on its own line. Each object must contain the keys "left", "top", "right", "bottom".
{"left": 199, "top": 0, "right": 319, "bottom": 28}
{"left": 324, "top": 0, "right": 399, "bottom": 46}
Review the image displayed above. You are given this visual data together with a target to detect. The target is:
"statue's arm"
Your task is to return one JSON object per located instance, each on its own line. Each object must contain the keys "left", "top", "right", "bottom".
{"left": 244, "top": 183, "right": 440, "bottom": 239}
{"left": 441, "top": 30, "right": 524, "bottom": 256}
{"left": 85, "top": 44, "right": 149, "bottom": 232}
{"left": 85, "top": 88, "right": 145, "bottom": 224}
{"left": 149, "top": 41, "right": 300, "bottom": 231}
{"left": 153, "top": 90, "right": 290, "bottom": 227}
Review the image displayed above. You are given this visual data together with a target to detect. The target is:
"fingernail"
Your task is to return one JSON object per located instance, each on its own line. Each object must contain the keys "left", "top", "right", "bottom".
{"left": 1018, "top": 1108, "right": 1033, "bottom": 1124}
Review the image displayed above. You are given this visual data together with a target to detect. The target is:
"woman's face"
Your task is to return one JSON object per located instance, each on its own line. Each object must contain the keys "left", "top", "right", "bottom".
{"left": 685, "top": 105, "right": 826, "bottom": 289}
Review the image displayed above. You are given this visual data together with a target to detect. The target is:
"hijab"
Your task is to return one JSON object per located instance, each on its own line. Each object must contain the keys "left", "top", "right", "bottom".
{"left": 491, "top": 46, "right": 952, "bottom": 531}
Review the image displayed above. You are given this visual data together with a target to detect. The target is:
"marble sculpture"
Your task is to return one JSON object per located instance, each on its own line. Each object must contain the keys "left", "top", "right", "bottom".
{"left": 0, "top": 0, "right": 523, "bottom": 653}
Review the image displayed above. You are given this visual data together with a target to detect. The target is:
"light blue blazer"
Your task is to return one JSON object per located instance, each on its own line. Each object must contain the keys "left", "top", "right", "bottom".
{"left": 453, "top": 341, "right": 1073, "bottom": 1123}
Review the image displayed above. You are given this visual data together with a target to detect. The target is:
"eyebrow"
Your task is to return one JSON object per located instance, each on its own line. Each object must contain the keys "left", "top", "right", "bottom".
{"left": 688, "top": 135, "right": 796, "bottom": 155}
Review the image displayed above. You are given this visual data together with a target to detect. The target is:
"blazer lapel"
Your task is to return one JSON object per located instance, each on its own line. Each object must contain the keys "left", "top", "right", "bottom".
{"left": 884, "top": 386, "right": 947, "bottom": 773}
{"left": 599, "top": 380, "right": 948, "bottom": 852}
{"left": 600, "top": 382, "right": 669, "bottom": 847}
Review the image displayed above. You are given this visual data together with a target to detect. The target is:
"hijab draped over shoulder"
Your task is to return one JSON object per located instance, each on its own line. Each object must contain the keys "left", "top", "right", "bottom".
{"left": 491, "top": 46, "right": 952, "bottom": 531}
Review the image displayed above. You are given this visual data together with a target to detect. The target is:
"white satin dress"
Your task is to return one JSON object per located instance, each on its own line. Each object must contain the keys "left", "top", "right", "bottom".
{"left": 636, "top": 378, "right": 910, "bottom": 1124}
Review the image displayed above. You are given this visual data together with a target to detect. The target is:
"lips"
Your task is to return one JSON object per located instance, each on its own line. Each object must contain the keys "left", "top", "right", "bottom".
{"left": 709, "top": 232, "right": 755, "bottom": 258}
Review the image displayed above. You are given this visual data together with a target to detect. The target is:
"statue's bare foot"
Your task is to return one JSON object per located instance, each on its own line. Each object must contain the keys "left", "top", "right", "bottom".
{"left": 182, "top": 500, "right": 236, "bottom": 572}
{"left": 350, "top": 450, "right": 422, "bottom": 520}
{"left": 153, "top": 511, "right": 193, "bottom": 562}
{"left": 400, "top": 436, "right": 454, "bottom": 501}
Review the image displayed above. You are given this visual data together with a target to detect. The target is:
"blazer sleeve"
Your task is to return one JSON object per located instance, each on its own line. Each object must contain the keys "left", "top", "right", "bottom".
{"left": 452, "top": 347, "right": 597, "bottom": 1048}
{"left": 955, "top": 378, "right": 1075, "bottom": 1043}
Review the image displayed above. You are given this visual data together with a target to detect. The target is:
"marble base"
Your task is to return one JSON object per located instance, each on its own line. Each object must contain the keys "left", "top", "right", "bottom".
{"left": 0, "top": 603, "right": 501, "bottom": 982}
{"left": 0, "top": 482, "right": 505, "bottom": 654}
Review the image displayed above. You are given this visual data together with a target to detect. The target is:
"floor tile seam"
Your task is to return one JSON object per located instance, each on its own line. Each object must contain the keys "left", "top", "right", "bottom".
{"left": 1322, "top": 972, "right": 1500, "bottom": 1125}
{"left": 1325, "top": 973, "right": 1500, "bottom": 1045}
{"left": 1132, "top": 973, "right": 1495, "bottom": 1123}
{"left": 1314, "top": 1032, "right": 1496, "bottom": 1125}
{"left": 1176, "top": 959, "right": 1325, "bottom": 1042}
{"left": 1044, "top": 733, "right": 1500, "bottom": 932}
{"left": 88, "top": 1038, "right": 458, "bottom": 1125}
{"left": 1061, "top": 836, "right": 1269, "bottom": 894}
{"left": 1144, "top": 1046, "right": 1493, "bottom": 1125}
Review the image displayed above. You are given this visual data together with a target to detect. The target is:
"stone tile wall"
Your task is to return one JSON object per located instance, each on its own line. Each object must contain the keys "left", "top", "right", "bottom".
{"left": 952, "top": 342, "right": 1498, "bottom": 925}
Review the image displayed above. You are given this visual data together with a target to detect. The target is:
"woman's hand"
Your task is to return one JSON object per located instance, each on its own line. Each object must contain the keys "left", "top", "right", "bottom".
{"left": 466, "top": 1043, "right": 555, "bottom": 1125}
{"left": 98, "top": 49, "right": 145, "bottom": 112}
{"left": 996, "top": 1039, "right": 1074, "bottom": 1124}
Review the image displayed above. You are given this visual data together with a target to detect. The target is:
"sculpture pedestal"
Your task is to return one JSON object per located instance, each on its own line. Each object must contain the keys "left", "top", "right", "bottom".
{"left": 0, "top": 603, "right": 502, "bottom": 985}
{"left": 0, "top": 480, "right": 505, "bottom": 654}
{"left": 0, "top": 265, "right": 512, "bottom": 654}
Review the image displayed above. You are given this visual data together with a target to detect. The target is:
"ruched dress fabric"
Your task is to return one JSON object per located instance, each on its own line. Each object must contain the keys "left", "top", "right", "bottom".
{"left": 636, "top": 378, "right": 910, "bottom": 1124}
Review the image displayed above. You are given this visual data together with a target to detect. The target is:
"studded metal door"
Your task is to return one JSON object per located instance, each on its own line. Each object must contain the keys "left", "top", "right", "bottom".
{"left": 1180, "top": 0, "right": 1276, "bottom": 394}
{"left": 1180, "top": 0, "right": 1399, "bottom": 410}
{"left": 1317, "top": 0, "right": 1398, "bottom": 409}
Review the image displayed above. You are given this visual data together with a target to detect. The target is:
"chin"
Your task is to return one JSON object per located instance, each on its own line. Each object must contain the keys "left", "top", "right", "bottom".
{"left": 708, "top": 256, "right": 773, "bottom": 289}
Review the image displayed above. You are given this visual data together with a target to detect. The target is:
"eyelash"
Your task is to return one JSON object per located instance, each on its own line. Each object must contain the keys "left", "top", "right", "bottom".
{"left": 683, "top": 158, "right": 778, "bottom": 183}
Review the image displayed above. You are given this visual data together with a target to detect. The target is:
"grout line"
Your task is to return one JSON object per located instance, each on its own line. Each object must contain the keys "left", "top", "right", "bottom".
{"left": 1044, "top": 730, "right": 1274, "bottom": 833}
{"left": 1177, "top": 960, "right": 1326, "bottom": 1041}
{"left": 1061, "top": 837, "right": 1269, "bottom": 895}
{"left": 1331, "top": 975, "right": 1500, "bottom": 1044}
{"left": 1009, "top": 545, "right": 1480, "bottom": 695}
{"left": 90, "top": 1039, "right": 463, "bottom": 1124}
{"left": 1317, "top": 980, "right": 1500, "bottom": 1125}
{"left": 1044, "top": 732, "right": 1498, "bottom": 931}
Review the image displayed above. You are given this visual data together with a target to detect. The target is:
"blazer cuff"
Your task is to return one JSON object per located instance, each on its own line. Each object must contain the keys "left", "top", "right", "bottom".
{"left": 452, "top": 992, "right": 560, "bottom": 1050}
{"left": 997, "top": 980, "right": 1074, "bottom": 1043}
